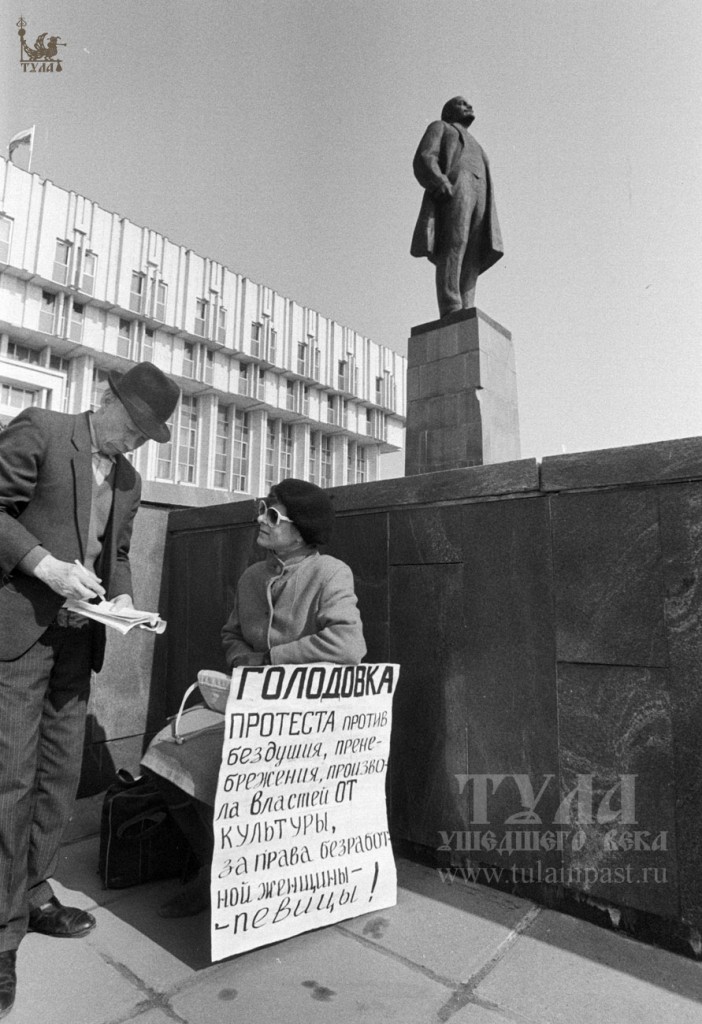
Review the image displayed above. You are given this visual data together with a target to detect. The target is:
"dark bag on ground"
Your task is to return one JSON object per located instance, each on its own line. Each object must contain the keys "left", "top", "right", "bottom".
{"left": 98, "top": 770, "right": 190, "bottom": 888}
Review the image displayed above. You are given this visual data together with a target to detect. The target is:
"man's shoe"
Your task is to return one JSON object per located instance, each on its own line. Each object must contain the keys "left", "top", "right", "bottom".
{"left": 0, "top": 950, "right": 16, "bottom": 1019}
{"left": 28, "top": 897, "right": 96, "bottom": 938}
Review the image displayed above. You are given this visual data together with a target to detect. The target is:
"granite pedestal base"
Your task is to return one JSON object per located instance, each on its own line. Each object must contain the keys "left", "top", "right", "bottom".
{"left": 405, "top": 308, "right": 520, "bottom": 475}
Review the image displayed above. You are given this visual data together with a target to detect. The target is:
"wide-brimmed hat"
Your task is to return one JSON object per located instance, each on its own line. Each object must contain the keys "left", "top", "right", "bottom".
{"left": 107, "top": 363, "right": 180, "bottom": 443}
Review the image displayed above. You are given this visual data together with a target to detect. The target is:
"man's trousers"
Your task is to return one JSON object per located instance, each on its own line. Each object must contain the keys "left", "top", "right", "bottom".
{"left": 0, "top": 617, "right": 93, "bottom": 951}
{"left": 434, "top": 173, "right": 488, "bottom": 316}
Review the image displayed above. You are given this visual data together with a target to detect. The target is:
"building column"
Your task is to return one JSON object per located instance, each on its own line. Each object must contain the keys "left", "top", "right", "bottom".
{"left": 196, "top": 392, "right": 219, "bottom": 490}
{"left": 247, "top": 408, "right": 267, "bottom": 498}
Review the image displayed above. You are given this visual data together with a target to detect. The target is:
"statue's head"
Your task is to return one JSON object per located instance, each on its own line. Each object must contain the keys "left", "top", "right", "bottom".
{"left": 441, "top": 96, "right": 475, "bottom": 127}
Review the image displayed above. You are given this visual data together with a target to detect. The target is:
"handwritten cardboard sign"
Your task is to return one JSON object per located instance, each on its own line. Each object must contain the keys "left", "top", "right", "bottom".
{"left": 210, "top": 663, "right": 399, "bottom": 961}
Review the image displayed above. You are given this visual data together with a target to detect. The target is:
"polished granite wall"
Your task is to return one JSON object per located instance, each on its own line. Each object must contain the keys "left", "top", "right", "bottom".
{"left": 126, "top": 436, "right": 702, "bottom": 934}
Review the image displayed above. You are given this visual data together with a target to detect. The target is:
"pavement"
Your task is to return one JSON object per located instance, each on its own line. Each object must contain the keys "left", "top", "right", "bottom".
{"left": 8, "top": 796, "right": 702, "bottom": 1024}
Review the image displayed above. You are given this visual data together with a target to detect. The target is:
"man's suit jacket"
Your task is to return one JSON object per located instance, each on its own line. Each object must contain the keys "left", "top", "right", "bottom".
{"left": 0, "top": 408, "right": 141, "bottom": 666}
{"left": 410, "top": 119, "right": 503, "bottom": 271}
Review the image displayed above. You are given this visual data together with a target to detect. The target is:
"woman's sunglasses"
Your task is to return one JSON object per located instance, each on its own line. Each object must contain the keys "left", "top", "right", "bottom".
{"left": 255, "top": 499, "right": 294, "bottom": 528}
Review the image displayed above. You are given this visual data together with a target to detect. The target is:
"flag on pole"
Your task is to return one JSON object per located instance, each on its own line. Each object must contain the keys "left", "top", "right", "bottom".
{"left": 8, "top": 126, "right": 35, "bottom": 168}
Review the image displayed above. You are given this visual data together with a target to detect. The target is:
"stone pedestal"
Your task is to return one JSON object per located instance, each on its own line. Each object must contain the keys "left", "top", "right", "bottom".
{"left": 405, "top": 308, "right": 520, "bottom": 475}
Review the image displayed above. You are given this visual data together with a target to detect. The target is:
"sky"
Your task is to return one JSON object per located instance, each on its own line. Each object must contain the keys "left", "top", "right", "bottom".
{"left": 2, "top": 0, "right": 701, "bottom": 477}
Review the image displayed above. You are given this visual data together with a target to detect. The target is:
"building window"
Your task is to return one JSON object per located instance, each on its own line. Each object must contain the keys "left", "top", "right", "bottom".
{"left": 265, "top": 420, "right": 277, "bottom": 490}
{"left": 117, "top": 318, "right": 132, "bottom": 359}
{"left": 286, "top": 380, "right": 296, "bottom": 411}
{"left": 91, "top": 368, "right": 111, "bottom": 411}
{"left": 217, "top": 307, "right": 227, "bottom": 345}
{"left": 194, "top": 299, "right": 208, "bottom": 338}
{"left": 156, "top": 426, "right": 174, "bottom": 479}
{"left": 375, "top": 372, "right": 395, "bottom": 410}
{"left": 251, "top": 322, "right": 263, "bottom": 357}
{"left": 297, "top": 342, "right": 308, "bottom": 376}
{"left": 130, "top": 273, "right": 145, "bottom": 313}
{"left": 214, "top": 404, "right": 230, "bottom": 489}
{"left": 6, "top": 342, "right": 40, "bottom": 365}
{"left": 338, "top": 360, "right": 349, "bottom": 392}
{"left": 0, "top": 216, "right": 13, "bottom": 263}
{"left": 309, "top": 432, "right": 319, "bottom": 482}
{"left": 238, "top": 362, "right": 250, "bottom": 396}
{"left": 341, "top": 399, "right": 348, "bottom": 428}
{"left": 257, "top": 367, "right": 266, "bottom": 400}
{"left": 356, "top": 447, "right": 367, "bottom": 483}
{"left": 53, "top": 241, "right": 71, "bottom": 285}
{"left": 280, "top": 423, "right": 293, "bottom": 477}
{"left": 268, "top": 328, "right": 277, "bottom": 364}
{"left": 177, "top": 395, "right": 198, "bottom": 483}
{"left": 1, "top": 383, "right": 36, "bottom": 410}
{"left": 232, "top": 410, "right": 249, "bottom": 491}
{"left": 68, "top": 302, "right": 84, "bottom": 342}
{"left": 385, "top": 372, "right": 396, "bottom": 410}
{"left": 39, "top": 291, "right": 57, "bottom": 334}
{"left": 154, "top": 281, "right": 167, "bottom": 321}
{"left": 327, "top": 395, "right": 336, "bottom": 425}
{"left": 203, "top": 347, "right": 214, "bottom": 384}
{"left": 49, "top": 354, "right": 69, "bottom": 372}
{"left": 81, "top": 251, "right": 97, "bottom": 295}
{"left": 142, "top": 328, "right": 154, "bottom": 363}
{"left": 321, "top": 436, "right": 333, "bottom": 488}
{"left": 366, "top": 408, "right": 373, "bottom": 435}
{"left": 183, "top": 342, "right": 196, "bottom": 379}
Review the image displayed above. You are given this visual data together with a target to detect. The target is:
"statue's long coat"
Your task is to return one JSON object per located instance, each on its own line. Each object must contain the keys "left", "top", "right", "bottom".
{"left": 411, "top": 119, "right": 503, "bottom": 272}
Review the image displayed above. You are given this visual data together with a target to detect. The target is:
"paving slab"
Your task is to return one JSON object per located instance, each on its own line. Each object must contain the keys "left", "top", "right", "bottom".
{"left": 13, "top": 930, "right": 146, "bottom": 1024}
{"left": 448, "top": 1004, "right": 525, "bottom": 1024}
{"left": 340, "top": 858, "right": 536, "bottom": 984}
{"left": 476, "top": 908, "right": 702, "bottom": 1024}
{"left": 121, "top": 1012, "right": 177, "bottom": 1024}
{"left": 85, "top": 905, "right": 196, "bottom": 992}
{"left": 171, "top": 925, "right": 451, "bottom": 1024}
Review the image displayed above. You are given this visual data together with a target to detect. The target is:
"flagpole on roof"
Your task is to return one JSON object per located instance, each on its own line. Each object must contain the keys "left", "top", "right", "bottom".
{"left": 28, "top": 124, "right": 35, "bottom": 172}
{"left": 8, "top": 126, "right": 35, "bottom": 168}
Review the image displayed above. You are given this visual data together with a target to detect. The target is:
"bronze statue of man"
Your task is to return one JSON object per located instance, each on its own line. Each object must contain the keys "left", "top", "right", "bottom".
{"left": 411, "top": 96, "right": 503, "bottom": 318}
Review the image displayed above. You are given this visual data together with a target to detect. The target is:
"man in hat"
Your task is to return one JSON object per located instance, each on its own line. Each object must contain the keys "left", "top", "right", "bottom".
{"left": 0, "top": 362, "right": 180, "bottom": 1016}
{"left": 411, "top": 96, "right": 504, "bottom": 318}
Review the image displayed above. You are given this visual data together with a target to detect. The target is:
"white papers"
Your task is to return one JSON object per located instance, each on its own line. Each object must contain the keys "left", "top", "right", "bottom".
{"left": 64, "top": 598, "right": 166, "bottom": 635}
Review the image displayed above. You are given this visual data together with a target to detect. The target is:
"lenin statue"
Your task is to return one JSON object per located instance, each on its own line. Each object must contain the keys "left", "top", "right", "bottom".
{"left": 411, "top": 96, "right": 503, "bottom": 318}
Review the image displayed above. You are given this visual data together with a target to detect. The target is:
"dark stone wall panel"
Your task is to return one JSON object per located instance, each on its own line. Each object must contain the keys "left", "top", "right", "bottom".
{"left": 456, "top": 498, "right": 560, "bottom": 857}
{"left": 388, "top": 498, "right": 559, "bottom": 873}
{"left": 163, "top": 525, "right": 257, "bottom": 716}
{"left": 659, "top": 483, "right": 702, "bottom": 925}
{"left": 328, "top": 513, "right": 389, "bottom": 663}
{"left": 552, "top": 491, "right": 667, "bottom": 666}
{"left": 557, "top": 663, "right": 678, "bottom": 918}
{"left": 542, "top": 436, "right": 702, "bottom": 491}
{"left": 389, "top": 507, "right": 463, "bottom": 565}
{"left": 388, "top": 563, "right": 467, "bottom": 851}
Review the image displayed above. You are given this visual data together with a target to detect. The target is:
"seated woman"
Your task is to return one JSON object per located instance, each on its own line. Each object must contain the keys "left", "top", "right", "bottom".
{"left": 141, "top": 478, "right": 366, "bottom": 917}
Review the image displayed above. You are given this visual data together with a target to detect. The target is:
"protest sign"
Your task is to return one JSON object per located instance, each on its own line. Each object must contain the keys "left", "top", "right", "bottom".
{"left": 210, "top": 662, "right": 399, "bottom": 961}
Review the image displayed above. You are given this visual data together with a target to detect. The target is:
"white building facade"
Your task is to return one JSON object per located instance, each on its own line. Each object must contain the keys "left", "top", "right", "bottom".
{"left": 0, "top": 157, "right": 405, "bottom": 505}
